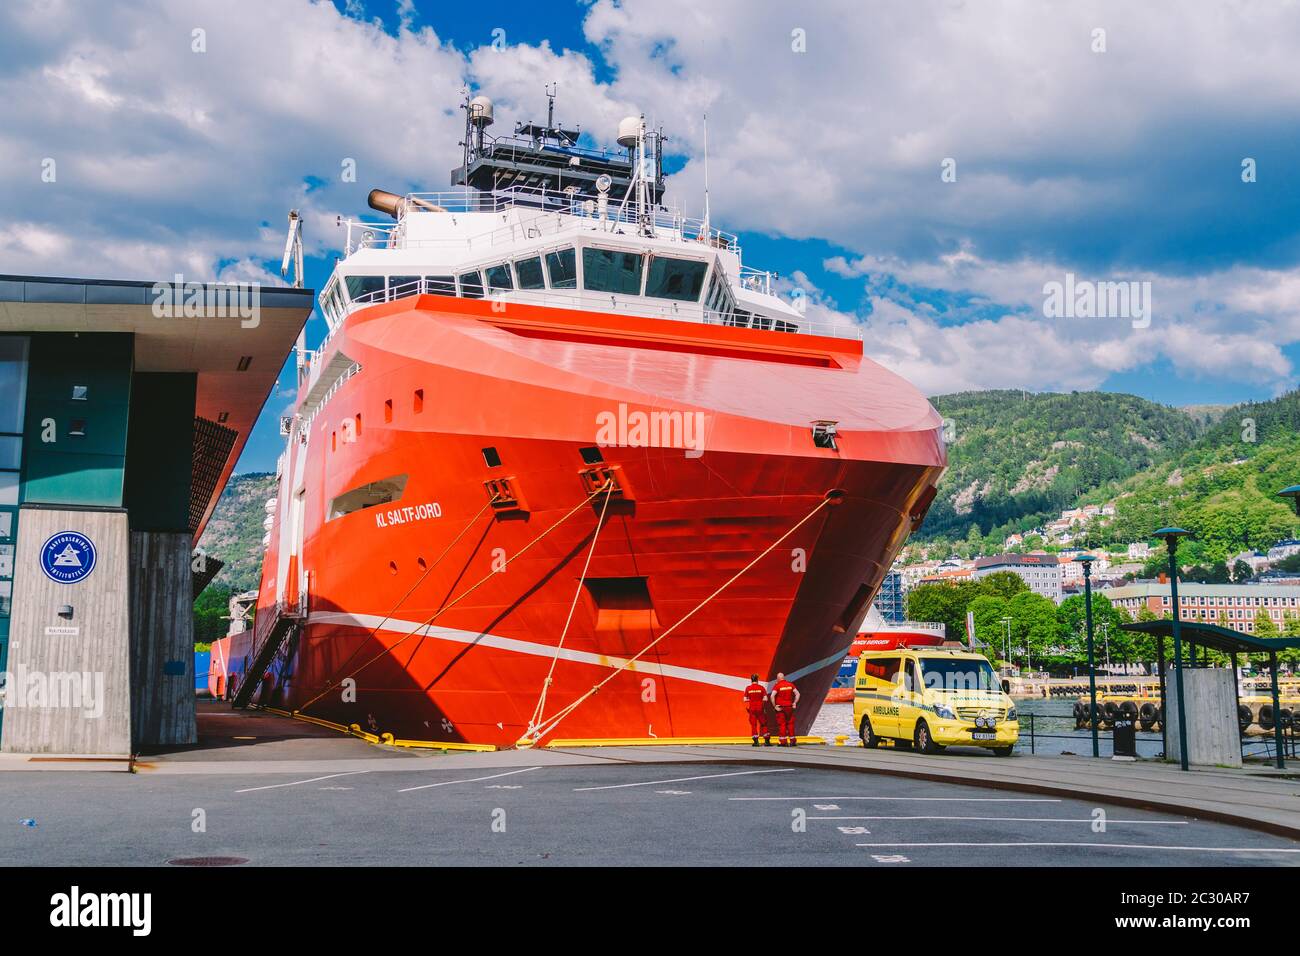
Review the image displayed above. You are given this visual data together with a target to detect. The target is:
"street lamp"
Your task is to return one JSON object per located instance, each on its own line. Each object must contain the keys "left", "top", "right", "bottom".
{"left": 1079, "top": 554, "right": 1100, "bottom": 758}
{"left": 1157, "top": 527, "right": 1192, "bottom": 772}
{"left": 1000, "top": 615, "right": 1012, "bottom": 666}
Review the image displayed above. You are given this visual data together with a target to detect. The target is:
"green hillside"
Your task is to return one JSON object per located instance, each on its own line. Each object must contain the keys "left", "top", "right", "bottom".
{"left": 196, "top": 471, "right": 277, "bottom": 594}
{"left": 919, "top": 390, "right": 1202, "bottom": 542}
{"left": 1078, "top": 390, "right": 1300, "bottom": 561}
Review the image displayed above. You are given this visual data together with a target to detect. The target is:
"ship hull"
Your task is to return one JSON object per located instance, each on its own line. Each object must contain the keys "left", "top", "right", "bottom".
{"left": 252, "top": 295, "right": 945, "bottom": 747}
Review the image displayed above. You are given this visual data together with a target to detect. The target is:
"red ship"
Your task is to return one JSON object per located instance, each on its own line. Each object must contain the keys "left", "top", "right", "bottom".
{"left": 229, "top": 94, "right": 946, "bottom": 748}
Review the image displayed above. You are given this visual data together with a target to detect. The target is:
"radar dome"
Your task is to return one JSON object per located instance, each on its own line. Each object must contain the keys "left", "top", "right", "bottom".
{"left": 617, "top": 115, "right": 641, "bottom": 148}
{"left": 468, "top": 95, "right": 495, "bottom": 127}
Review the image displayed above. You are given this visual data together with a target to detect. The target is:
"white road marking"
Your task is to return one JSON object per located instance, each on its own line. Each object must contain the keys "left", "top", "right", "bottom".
{"left": 235, "top": 771, "right": 369, "bottom": 793}
{"left": 871, "top": 854, "right": 910, "bottom": 863}
{"left": 396, "top": 766, "right": 540, "bottom": 793}
{"left": 854, "top": 842, "right": 1300, "bottom": 853}
{"left": 731, "top": 796, "right": 1060, "bottom": 802}
{"left": 575, "top": 768, "right": 795, "bottom": 792}
{"left": 811, "top": 816, "right": 1189, "bottom": 824}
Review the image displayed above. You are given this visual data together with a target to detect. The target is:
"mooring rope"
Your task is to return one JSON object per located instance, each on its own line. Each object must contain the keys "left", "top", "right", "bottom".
{"left": 527, "top": 478, "right": 615, "bottom": 735}
{"left": 525, "top": 492, "right": 838, "bottom": 745}
{"left": 297, "top": 492, "right": 501, "bottom": 712}
{"left": 298, "top": 481, "right": 616, "bottom": 714}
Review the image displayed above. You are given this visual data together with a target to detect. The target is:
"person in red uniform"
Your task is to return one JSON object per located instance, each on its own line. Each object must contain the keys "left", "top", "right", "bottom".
{"left": 771, "top": 672, "right": 801, "bottom": 746}
{"left": 742, "top": 674, "right": 771, "bottom": 747}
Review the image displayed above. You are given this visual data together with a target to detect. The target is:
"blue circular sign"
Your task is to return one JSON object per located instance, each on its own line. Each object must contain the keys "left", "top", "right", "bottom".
{"left": 39, "top": 531, "right": 97, "bottom": 584}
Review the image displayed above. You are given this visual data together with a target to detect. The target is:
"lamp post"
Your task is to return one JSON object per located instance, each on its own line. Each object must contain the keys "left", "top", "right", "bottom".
{"left": 1158, "top": 527, "right": 1192, "bottom": 771}
{"left": 1080, "top": 554, "right": 1099, "bottom": 758}
{"left": 1000, "top": 616, "right": 1012, "bottom": 667}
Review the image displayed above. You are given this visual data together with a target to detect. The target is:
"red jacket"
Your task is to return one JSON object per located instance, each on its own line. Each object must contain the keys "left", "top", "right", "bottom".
{"left": 743, "top": 682, "right": 767, "bottom": 712}
{"left": 772, "top": 680, "right": 797, "bottom": 708}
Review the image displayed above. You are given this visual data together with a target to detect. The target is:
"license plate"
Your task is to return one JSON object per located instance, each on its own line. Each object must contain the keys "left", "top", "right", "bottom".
{"left": 972, "top": 732, "right": 996, "bottom": 741}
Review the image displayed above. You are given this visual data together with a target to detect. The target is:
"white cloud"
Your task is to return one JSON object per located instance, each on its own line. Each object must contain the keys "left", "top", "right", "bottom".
{"left": 1, "top": 0, "right": 1298, "bottom": 403}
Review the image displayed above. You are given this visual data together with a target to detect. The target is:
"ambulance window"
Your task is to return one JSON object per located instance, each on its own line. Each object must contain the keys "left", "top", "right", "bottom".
{"left": 860, "top": 656, "right": 899, "bottom": 683}
{"left": 904, "top": 661, "right": 921, "bottom": 692}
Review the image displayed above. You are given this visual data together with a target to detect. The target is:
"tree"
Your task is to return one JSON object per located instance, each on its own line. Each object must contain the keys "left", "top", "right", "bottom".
{"left": 978, "top": 570, "right": 1030, "bottom": 600}
{"left": 1007, "top": 590, "right": 1059, "bottom": 670}
{"left": 969, "top": 594, "right": 1010, "bottom": 659}
{"left": 1254, "top": 608, "right": 1279, "bottom": 638}
{"left": 194, "top": 585, "right": 232, "bottom": 646}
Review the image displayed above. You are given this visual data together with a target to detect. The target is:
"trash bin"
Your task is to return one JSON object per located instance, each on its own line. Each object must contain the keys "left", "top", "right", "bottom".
{"left": 1112, "top": 716, "right": 1137, "bottom": 758}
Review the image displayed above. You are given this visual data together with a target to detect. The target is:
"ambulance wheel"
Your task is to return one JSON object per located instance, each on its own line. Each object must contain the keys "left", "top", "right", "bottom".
{"left": 992, "top": 746, "right": 1014, "bottom": 757}
{"left": 914, "top": 720, "right": 943, "bottom": 754}
{"left": 859, "top": 716, "right": 880, "bottom": 748}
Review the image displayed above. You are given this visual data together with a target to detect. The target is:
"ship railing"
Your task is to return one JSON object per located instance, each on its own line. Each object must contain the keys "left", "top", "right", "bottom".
{"left": 340, "top": 278, "right": 863, "bottom": 341}
{"left": 300, "top": 359, "right": 361, "bottom": 434}
{"left": 347, "top": 185, "right": 740, "bottom": 253}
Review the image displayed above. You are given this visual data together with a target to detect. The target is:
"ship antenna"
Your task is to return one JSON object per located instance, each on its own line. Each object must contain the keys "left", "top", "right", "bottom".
{"left": 702, "top": 112, "right": 711, "bottom": 233}
{"left": 546, "top": 81, "right": 556, "bottom": 134}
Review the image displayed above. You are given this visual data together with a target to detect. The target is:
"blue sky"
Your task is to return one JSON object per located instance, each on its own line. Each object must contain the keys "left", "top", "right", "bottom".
{"left": 2, "top": 0, "right": 1298, "bottom": 473}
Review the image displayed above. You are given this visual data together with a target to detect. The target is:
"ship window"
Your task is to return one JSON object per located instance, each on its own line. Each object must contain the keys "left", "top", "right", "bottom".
{"left": 413, "top": 389, "right": 424, "bottom": 413}
{"left": 514, "top": 257, "right": 545, "bottom": 290}
{"left": 426, "top": 275, "right": 456, "bottom": 296}
{"left": 724, "top": 310, "right": 751, "bottom": 328}
{"left": 345, "top": 275, "right": 386, "bottom": 301}
{"left": 773, "top": 319, "right": 799, "bottom": 333}
{"left": 458, "top": 271, "right": 484, "bottom": 298}
{"left": 384, "top": 399, "right": 393, "bottom": 423}
{"left": 545, "top": 248, "right": 577, "bottom": 289}
{"left": 482, "top": 446, "right": 502, "bottom": 467}
{"left": 485, "top": 264, "right": 513, "bottom": 292}
{"left": 583, "top": 248, "right": 644, "bottom": 295}
{"left": 645, "top": 256, "right": 707, "bottom": 301}
{"left": 327, "top": 474, "right": 409, "bottom": 521}
{"left": 390, "top": 276, "right": 420, "bottom": 298}
{"left": 750, "top": 313, "right": 773, "bottom": 331}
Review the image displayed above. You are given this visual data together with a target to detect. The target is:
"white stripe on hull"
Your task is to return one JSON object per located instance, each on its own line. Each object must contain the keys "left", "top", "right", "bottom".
{"left": 307, "top": 611, "right": 848, "bottom": 691}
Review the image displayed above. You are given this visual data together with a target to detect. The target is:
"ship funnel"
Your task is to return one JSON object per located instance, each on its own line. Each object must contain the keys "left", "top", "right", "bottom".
{"left": 368, "top": 188, "right": 404, "bottom": 218}
{"left": 367, "top": 188, "right": 446, "bottom": 220}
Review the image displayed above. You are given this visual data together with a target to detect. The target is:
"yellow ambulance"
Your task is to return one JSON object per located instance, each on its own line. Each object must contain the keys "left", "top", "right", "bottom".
{"left": 853, "top": 647, "right": 1018, "bottom": 755}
